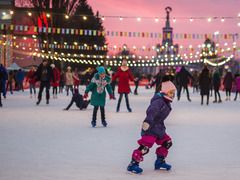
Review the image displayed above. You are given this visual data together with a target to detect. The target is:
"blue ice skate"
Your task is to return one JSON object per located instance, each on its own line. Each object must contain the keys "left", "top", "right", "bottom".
{"left": 102, "top": 121, "right": 107, "bottom": 127}
{"left": 127, "top": 159, "right": 143, "bottom": 174}
{"left": 91, "top": 121, "right": 96, "bottom": 127}
{"left": 154, "top": 155, "right": 171, "bottom": 171}
{"left": 128, "top": 108, "right": 132, "bottom": 112}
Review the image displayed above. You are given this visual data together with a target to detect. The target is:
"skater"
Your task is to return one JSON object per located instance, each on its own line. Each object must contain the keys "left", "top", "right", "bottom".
{"left": 66, "top": 66, "right": 74, "bottom": 96}
{"left": 26, "top": 66, "right": 37, "bottom": 98}
{"left": 192, "top": 71, "right": 199, "bottom": 93}
{"left": 176, "top": 66, "right": 193, "bottom": 101}
{"left": 212, "top": 68, "right": 222, "bottom": 103}
{"left": 64, "top": 89, "right": 90, "bottom": 110}
{"left": 127, "top": 79, "right": 176, "bottom": 174}
{"left": 0, "top": 68, "right": 7, "bottom": 107}
{"left": 6, "top": 70, "right": 14, "bottom": 94}
{"left": 73, "top": 68, "right": 80, "bottom": 90}
{"left": 16, "top": 69, "right": 24, "bottom": 92}
{"left": 108, "top": 69, "right": 117, "bottom": 99}
{"left": 59, "top": 70, "right": 65, "bottom": 93}
{"left": 83, "top": 67, "right": 113, "bottom": 127}
{"left": 199, "top": 65, "right": 211, "bottom": 105}
{"left": 234, "top": 73, "right": 240, "bottom": 101}
{"left": 134, "top": 69, "right": 142, "bottom": 95}
{"left": 50, "top": 64, "right": 60, "bottom": 99}
{"left": 223, "top": 69, "right": 234, "bottom": 101}
{"left": 151, "top": 69, "right": 164, "bottom": 89}
{"left": 31, "top": 59, "right": 55, "bottom": 105}
{"left": 111, "top": 59, "right": 135, "bottom": 112}
{"left": 0, "top": 64, "right": 8, "bottom": 98}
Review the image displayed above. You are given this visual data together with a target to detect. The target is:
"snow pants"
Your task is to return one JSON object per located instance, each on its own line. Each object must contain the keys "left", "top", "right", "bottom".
{"left": 132, "top": 134, "right": 171, "bottom": 162}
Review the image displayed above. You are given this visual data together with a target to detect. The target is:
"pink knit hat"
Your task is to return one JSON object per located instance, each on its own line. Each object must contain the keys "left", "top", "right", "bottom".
{"left": 161, "top": 81, "right": 176, "bottom": 93}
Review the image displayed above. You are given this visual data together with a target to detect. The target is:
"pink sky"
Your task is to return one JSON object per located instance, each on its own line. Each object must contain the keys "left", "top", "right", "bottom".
{"left": 88, "top": 0, "right": 240, "bottom": 55}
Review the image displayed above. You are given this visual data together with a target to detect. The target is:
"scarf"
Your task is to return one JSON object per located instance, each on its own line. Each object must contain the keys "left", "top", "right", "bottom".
{"left": 92, "top": 77, "right": 108, "bottom": 94}
{"left": 158, "top": 92, "right": 173, "bottom": 103}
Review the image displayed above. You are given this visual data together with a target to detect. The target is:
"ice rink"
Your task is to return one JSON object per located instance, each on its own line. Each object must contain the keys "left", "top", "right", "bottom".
{"left": 1, "top": 86, "right": 240, "bottom": 180}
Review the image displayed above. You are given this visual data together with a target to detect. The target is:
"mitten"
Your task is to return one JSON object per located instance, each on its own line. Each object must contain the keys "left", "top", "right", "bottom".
{"left": 83, "top": 92, "right": 88, "bottom": 99}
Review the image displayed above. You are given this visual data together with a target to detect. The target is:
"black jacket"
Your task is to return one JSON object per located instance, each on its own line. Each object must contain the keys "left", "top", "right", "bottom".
{"left": 199, "top": 69, "right": 211, "bottom": 95}
{"left": 31, "top": 63, "right": 55, "bottom": 83}
{"left": 176, "top": 67, "right": 193, "bottom": 86}
{"left": 0, "top": 69, "right": 7, "bottom": 93}
{"left": 65, "top": 93, "right": 89, "bottom": 110}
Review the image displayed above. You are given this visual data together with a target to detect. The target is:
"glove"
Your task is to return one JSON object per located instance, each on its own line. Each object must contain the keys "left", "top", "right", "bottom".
{"left": 109, "top": 94, "right": 114, "bottom": 100}
{"left": 83, "top": 92, "right": 88, "bottom": 99}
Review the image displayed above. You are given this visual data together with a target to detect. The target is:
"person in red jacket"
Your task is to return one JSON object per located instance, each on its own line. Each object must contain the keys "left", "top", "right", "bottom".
{"left": 26, "top": 66, "right": 37, "bottom": 98}
{"left": 73, "top": 68, "right": 80, "bottom": 90}
{"left": 111, "top": 59, "right": 135, "bottom": 112}
{"left": 51, "top": 64, "right": 60, "bottom": 99}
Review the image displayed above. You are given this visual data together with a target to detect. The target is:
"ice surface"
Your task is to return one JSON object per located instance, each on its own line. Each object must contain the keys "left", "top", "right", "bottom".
{"left": 1, "top": 86, "right": 240, "bottom": 180}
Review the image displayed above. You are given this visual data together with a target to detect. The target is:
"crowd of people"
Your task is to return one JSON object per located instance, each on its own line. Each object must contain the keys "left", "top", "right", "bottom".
{"left": 1, "top": 60, "right": 240, "bottom": 108}
{"left": 1, "top": 60, "right": 240, "bottom": 174}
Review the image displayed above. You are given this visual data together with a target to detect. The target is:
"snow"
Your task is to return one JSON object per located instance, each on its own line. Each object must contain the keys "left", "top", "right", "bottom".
{"left": 1, "top": 86, "right": 240, "bottom": 180}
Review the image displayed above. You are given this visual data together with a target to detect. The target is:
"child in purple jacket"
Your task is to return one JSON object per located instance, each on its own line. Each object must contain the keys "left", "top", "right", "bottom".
{"left": 127, "top": 80, "right": 176, "bottom": 174}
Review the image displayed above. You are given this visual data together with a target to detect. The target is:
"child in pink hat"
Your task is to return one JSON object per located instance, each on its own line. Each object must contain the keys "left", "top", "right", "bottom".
{"left": 127, "top": 79, "right": 176, "bottom": 174}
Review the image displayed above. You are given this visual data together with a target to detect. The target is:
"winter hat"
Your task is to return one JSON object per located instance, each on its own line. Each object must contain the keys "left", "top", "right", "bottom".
{"left": 74, "top": 88, "right": 79, "bottom": 94}
{"left": 42, "top": 59, "right": 48, "bottom": 63}
{"left": 161, "top": 80, "right": 176, "bottom": 94}
{"left": 50, "top": 64, "right": 55, "bottom": 68}
{"left": 96, "top": 67, "right": 106, "bottom": 74}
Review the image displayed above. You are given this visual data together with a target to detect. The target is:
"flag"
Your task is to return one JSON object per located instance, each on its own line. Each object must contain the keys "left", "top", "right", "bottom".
{"left": 71, "top": 29, "right": 74, "bottom": 34}
{"left": 66, "top": 29, "right": 69, "bottom": 34}
{"left": 48, "top": 28, "right": 51, "bottom": 33}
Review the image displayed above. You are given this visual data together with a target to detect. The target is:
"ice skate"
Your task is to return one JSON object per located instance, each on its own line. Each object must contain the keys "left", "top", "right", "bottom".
{"left": 154, "top": 155, "right": 171, "bottom": 171}
{"left": 36, "top": 99, "right": 41, "bottom": 105}
{"left": 127, "top": 159, "right": 143, "bottom": 174}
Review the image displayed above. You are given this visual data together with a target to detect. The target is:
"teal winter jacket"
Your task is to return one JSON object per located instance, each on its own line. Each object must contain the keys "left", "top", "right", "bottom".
{"left": 85, "top": 73, "right": 113, "bottom": 106}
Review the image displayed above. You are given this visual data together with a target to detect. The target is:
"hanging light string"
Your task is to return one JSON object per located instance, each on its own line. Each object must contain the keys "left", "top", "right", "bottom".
{"left": 2, "top": 9, "right": 240, "bottom": 23}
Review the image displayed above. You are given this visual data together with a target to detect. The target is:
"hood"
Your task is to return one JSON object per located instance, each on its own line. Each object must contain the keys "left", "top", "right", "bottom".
{"left": 94, "top": 73, "right": 111, "bottom": 83}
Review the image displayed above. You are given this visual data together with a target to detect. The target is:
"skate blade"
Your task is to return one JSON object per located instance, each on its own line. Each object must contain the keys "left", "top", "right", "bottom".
{"left": 126, "top": 171, "right": 142, "bottom": 175}
{"left": 154, "top": 168, "right": 171, "bottom": 172}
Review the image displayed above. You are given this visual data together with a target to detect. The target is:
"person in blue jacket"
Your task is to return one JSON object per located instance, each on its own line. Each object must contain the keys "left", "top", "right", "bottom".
{"left": 16, "top": 69, "right": 24, "bottom": 92}
{"left": 64, "top": 88, "right": 90, "bottom": 110}
{"left": 127, "top": 78, "right": 176, "bottom": 174}
{"left": 0, "top": 64, "right": 8, "bottom": 98}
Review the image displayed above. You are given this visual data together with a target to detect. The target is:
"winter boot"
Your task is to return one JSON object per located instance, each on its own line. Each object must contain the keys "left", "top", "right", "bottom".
{"left": 127, "top": 159, "right": 143, "bottom": 174}
{"left": 46, "top": 99, "right": 49, "bottom": 104}
{"left": 218, "top": 99, "right": 222, "bottom": 103}
{"left": 154, "top": 155, "right": 171, "bottom": 171}
{"left": 36, "top": 99, "right": 41, "bottom": 105}
{"left": 213, "top": 100, "right": 217, "bottom": 103}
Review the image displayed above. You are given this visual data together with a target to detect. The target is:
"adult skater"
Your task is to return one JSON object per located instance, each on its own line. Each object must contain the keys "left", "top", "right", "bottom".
{"left": 176, "top": 65, "right": 193, "bottom": 101}
{"left": 0, "top": 68, "right": 7, "bottom": 107}
{"left": 50, "top": 64, "right": 60, "bottom": 99}
{"left": 199, "top": 65, "right": 211, "bottom": 105}
{"left": 111, "top": 59, "right": 135, "bottom": 112}
{"left": 223, "top": 69, "right": 234, "bottom": 101}
{"left": 6, "top": 70, "right": 14, "bottom": 94}
{"left": 26, "top": 66, "right": 37, "bottom": 98}
{"left": 65, "top": 66, "right": 74, "bottom": 96}
{"left": 16, "top": 69, "right": 24, "bottom": 92}
{"left": 64, "top": 89, "right": 90, "bottom": 110}
{"left": 212, "top": 68, "right": 222, "bottom": 103}
{"left": 127, "top": 79, "right": 176, "bottom": 174}
{"left": 0, "top": 64, "right": 8, "bottom": 98}
{"left": 234, "top": 73, "right": 240, "bottom": 101}
{"left": 83, "top": 67, "right": 113, "bottom": 127}
{"left": 134, "top": 69, "right": 142, "bottom": 95}
{"left": 31, "top": 59, "right": 55, "bottom": 105}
